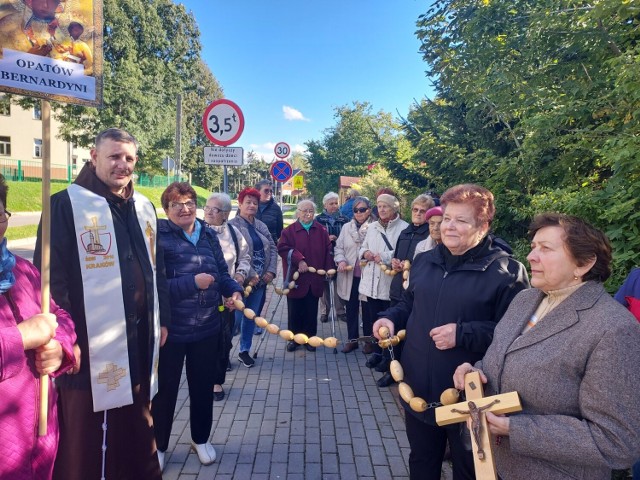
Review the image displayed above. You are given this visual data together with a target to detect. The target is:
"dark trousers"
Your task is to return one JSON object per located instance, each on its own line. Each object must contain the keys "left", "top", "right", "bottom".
{"left": 152, "top": 334, "right": 218, "bottom": 450}
{"left": 53, "top": 385, "right": 162, "bottom": 480}
{"left": 405, "top": 413, "right": 475, "bottom": 480}
{"left": 364, "top": 297, "right": 390, "bottom": 354}
{"left": 214, "top": 309, "right": 234, "bottom": 385}
{"left": 287, "top": 290, "right": 320, "bottom": 336}
{"left": 345, "top": 277, "right": 361, "bottom": 339}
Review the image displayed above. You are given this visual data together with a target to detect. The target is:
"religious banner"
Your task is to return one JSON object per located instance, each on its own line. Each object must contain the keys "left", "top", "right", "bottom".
{"left": 0, "top": 0, "right": 103, "bottom": 106}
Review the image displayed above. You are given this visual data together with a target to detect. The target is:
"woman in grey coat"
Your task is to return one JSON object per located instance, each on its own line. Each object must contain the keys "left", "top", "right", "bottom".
{"left": 454, "top": 213, "right": 640, "bottom": 480}
{"left": 228, "top": 187, "right": 277, "bottom": 368}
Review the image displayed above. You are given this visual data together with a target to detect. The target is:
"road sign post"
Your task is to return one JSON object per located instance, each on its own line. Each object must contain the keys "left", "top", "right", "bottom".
{"left": 202, "top": 99, "right": 245, "bottom": 194}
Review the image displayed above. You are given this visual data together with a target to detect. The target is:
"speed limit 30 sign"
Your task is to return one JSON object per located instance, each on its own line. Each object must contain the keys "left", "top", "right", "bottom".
{"left": 274, "top": 142, "right": 290, "bottom": 159}
{"left": 202, "top": 99, "right": 245, "bottom": 146}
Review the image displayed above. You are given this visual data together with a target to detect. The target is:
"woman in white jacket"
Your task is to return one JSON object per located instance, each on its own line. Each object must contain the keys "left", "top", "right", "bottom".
{"left": 205, "top": 192, "right": 252, "bottom": 400}
{"left": 334, "top": 196, "right": 373, "bottom": 353}
{"left": 358, "top": 194, "right": 408, "bottom": 367}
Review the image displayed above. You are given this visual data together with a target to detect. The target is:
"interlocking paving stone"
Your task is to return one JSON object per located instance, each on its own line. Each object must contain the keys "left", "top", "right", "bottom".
{"left": 165, "top": 273, "right": 453, "bottom": 479}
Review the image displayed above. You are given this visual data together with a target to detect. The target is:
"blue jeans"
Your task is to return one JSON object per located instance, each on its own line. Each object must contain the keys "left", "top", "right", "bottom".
{"left": 234, "top": 285, "right": 265, "bottom": 353}
{"left": 633, "top": 460, "right": 640, "bottom": 480}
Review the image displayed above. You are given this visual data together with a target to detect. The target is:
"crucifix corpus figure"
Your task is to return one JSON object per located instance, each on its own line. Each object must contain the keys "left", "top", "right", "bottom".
{"left": 435, "top": 372, "right": 522, "bottom": 480}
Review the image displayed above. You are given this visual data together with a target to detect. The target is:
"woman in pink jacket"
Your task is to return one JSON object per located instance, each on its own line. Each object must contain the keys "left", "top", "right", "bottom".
{"left": 0, "top": 175, "right": 77, "bottom": 479}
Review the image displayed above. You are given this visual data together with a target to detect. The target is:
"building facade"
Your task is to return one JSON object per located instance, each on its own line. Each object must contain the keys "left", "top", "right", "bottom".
{"left": 0, "top": 95, "right": 91, "bottom": 181}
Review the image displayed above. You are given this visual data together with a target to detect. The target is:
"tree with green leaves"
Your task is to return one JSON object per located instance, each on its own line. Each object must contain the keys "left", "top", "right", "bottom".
{"left": 391, "top": 0, "right": 640, "bottom": 289}
{"left": 304, "top": 101, "right": 401, "bottom": 201}
{"left": 53, "top": 0, "right": 223, "bottom": 183}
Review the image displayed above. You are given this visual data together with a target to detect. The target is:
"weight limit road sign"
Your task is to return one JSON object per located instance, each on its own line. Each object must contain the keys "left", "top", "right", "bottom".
{"left": 202, "top": 99, "right": 245, "bottom": 146}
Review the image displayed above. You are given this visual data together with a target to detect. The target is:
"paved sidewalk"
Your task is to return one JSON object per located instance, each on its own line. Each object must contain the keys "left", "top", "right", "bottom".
{"left": 162, "top": 285, "right": 416, "bottom": 480}
{"left": 7, "top": 237, "right": 454, "bottom": 479}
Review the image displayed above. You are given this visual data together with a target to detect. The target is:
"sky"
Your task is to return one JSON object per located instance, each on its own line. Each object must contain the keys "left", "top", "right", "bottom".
{"left": 179, "top": 1, "right": 435, "bottom": 162}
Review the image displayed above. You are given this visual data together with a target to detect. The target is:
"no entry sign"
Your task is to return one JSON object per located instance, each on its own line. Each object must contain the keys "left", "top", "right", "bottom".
{"left": 202, "top": 99, "right": 245, "bottom": 146}
{"left": 270, "top": 160, "right": 293, "bottom": 183}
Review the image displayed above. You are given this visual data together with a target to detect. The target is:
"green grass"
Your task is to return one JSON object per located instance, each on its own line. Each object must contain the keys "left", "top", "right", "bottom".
{"left": 6, "top": 181, "right": 69, "bottom": 212}
{"left": 4, "top": 181, "right": 218, "bottom": 240}
{"left": 7, "top": 224, "right": 38, "bottom": 240}
{"left": 6, "top": 181, "right": 214, "bottom": 212}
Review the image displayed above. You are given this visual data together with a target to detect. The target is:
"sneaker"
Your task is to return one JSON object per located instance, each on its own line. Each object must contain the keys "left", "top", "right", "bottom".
{"left": 157, "top": 450, "right": 165, "bottom": 471}
{"left": 238, "top": 351, "right": 255, "bottom": 367}
{"left": 191, "top": 441, "right": 216, "bottom": 465}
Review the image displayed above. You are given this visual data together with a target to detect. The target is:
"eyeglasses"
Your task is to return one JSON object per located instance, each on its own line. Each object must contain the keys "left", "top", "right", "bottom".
{"left": 262, "top": 189, "right": 272, "bottom": 194}
{"left": 297, "top": 209, "right": 315, "bottom": 214}
{"left": 412, "top": 207, "right": 428, "bottom": 214}
{"left": 0, "top": 210, "right": 11, "bottom": 223}
{"left": 204, "top": 206, "right": 229, "bottom": 214}
{"left": 170, "top": 201, "right": 196, "bottom": 211}
{"left": 353, "top": 207, "right": 369, "bottom": 214}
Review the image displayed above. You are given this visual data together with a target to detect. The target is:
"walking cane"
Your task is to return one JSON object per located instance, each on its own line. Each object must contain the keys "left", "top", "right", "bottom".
{"left": 328, "top": 277, "right": 338, "bottom": 354}
{"left": 252, "top": 249, "right": 294, "bottom": 359}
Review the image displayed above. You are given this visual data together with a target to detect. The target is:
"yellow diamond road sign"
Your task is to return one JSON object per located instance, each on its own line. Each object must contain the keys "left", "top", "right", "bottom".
{"left": 293, "top": 176, "right": 304, "bottom": 189}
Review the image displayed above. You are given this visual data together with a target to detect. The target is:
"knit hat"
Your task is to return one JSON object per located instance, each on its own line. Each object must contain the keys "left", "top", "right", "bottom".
{"left": 376, "top": 193, "right": 400, "bottom": 212}
{"left": 425, "top": 206, "right": 443, "bottom": 220}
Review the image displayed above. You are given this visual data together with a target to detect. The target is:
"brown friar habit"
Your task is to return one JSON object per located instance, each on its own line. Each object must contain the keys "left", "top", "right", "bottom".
{"left": 34, "top": 163, "right": 170, "bottom": 480}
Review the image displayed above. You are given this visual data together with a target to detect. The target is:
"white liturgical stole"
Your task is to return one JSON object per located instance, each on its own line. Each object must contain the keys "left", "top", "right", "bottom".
{"left": 67, "top": 184, "right": 160, "bottom": 412}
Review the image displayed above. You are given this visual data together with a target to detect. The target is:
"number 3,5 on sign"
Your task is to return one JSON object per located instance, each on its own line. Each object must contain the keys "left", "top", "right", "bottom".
{"left": 202, "top": 99, "right": 245, "bottom": 147}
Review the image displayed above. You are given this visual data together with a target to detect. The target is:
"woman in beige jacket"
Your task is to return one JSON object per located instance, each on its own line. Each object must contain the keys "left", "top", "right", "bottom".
{"left": 334, "top": 196, "right": 373, "bottom": 353}
{"left": 358, "top": 194, "right": 408, "bottom": 364}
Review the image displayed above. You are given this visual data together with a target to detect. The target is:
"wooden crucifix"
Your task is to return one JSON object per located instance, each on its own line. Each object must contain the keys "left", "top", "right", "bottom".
{"left": 435, "top": 372, "right": 522, "bottom": 480}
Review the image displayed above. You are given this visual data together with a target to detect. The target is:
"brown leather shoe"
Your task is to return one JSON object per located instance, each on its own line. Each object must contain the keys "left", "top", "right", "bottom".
{"left": 362, "top": 343, "right": 374, "bottom": 354}
{"left": 341, "top": 342, "right": 358, "bottom": 353}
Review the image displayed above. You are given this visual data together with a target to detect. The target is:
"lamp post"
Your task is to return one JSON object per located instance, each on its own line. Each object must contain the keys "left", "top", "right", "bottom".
{"left": 174, "top": 93, "right": 182, "bottom": 181}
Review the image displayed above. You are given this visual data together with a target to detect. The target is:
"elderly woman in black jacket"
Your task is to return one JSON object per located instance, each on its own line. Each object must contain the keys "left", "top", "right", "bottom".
{"left": 151, "top": 183, "right": 243, "bottom": 469}
{"left": 373, "top": 184, "right": 529, "bottom": 480}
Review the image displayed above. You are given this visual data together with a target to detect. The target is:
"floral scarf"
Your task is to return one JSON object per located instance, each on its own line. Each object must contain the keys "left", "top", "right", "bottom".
{"left": 0, "top": 238, "right": 16, "bottom": 294}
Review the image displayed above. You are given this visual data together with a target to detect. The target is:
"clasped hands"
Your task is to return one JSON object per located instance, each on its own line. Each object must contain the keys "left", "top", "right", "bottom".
{"left": 363, "top": 251, "right": 382, "bottom": 264}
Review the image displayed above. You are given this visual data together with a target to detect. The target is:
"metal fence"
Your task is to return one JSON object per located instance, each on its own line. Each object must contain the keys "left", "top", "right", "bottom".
{"left": 0, "top": 158, "right": 186, "bottom": 186}
{"left": 0, "top": 158, "right": 71, "bottom": 182}
{"left": 137, "top": 173, "right": 187, "bottom": 187}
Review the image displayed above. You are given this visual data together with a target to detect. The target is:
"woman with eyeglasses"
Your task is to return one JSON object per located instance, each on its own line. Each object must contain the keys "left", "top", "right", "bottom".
{"left": 358, "top": 193, "right": 408, "bottom": 367}
{"left": 334, "top": 196, "right": 373, "bottom": 353}
{"left": 0, "top": 175, "right": 78, "bottom": 478}
{"left": 277, "top": 199, "right": 334, "bottom": 352}
{"left": 228, "top": 187, "right": 277, "bottom": 367}
{"left": 152, "top": 182, "right": 243, "bottom": 467}
{"left": 204, "top": 193, "right": 252, "bottom": 401}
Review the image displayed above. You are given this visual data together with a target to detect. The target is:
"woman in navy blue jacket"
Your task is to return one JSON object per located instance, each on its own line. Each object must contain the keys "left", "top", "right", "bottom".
{"left": 151, "top": 183, "right": 243, "bottom": 469}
